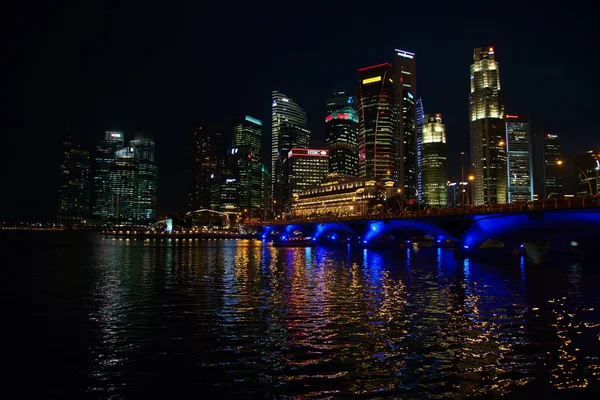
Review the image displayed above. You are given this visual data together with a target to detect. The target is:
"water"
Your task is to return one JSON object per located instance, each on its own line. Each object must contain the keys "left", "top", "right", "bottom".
{"left": 15, "top": 232, "right": 600, "bottom": 398}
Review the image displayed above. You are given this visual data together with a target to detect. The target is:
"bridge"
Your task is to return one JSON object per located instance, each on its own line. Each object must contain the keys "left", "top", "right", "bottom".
{"left": 255, "top": 197, "right": 600, "bottom": 256}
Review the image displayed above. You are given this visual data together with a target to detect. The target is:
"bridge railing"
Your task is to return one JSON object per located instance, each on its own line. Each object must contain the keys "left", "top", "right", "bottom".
{"left": 245, "top": 196, "right": 600, "bottom": 226}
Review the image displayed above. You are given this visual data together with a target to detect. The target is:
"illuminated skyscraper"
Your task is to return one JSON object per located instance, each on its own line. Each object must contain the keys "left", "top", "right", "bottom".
{"left": 271, "top": 91, "right": 310, "bottom": 210}
{"left": 394, "top": 49, "right": 418, "bottom": 199}
{"left": 469, "top": 47, "right": 507, "bottom": 204}
{"left": 108, "top": 146, "right": 139, "bottom": 224}
{"left": 232, "top": 116, "right": 263, "bottom": 217}
{"left": 325, "top": 90, "right": 358, "bottom": 177}
{"left": 421, "top": 114, "right": 447, "bottom": 207}
{"left": 544, "top": 133, "right": 563, "bottom": 197}
{"left": 93, "top": 131, "right": 124, "bottom": 220}
{"left": 129, "top": 135, "right": 158, "bottom": 224}
{"left": 282, "top": 148, "right": 329, "bottom": 213}
{"left": 415, "top": 97, "right": 425, "bottom": 202}
{"left": 57, "top": 134, "right": 90, "bottom": 223}
{"left": 357, "top": 63, "right": 396, "bottom": 182}
{"left": 189, "top": 125, "right": 223, "bottom": 211}
{"left": 505, "top": 115, "right": 532, "bottom": 203}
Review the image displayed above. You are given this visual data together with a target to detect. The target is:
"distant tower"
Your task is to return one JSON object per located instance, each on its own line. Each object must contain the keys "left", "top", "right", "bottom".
{"left": 469, "top": 47, "right": 507, "bottom": 204}
{"left": 189, "top": 125, "right": 222, "bottom": 211}
{"left": 108, "top": 146, "right": 139, "bottom": 224}
{"left": 129, "top": 134, "right": 158, "bottom": 224}
{"left": 394, "top": 49, "right": 418, "bottom": 199}
{"left": 57, "top": 133, "right": 90, "bottom": 224}
{"left": 93, "top": 131, "right": 124, "bottom": 220}
{"left": 357, "top": 63, "right": 396, "bottom": 182}
{"left": 325, "top": 90, "right": 358, "bottom": 177}
{"left": 544, "top": 133, "right": 563, "bottom": 198}
{"left": 232, "top": 116, "right": 263, "bottom": 218}
{"left": 505, "top": 115, "right": 532, "bottom": 202}
{"left": 421, "top": 114, "right": 447, "bottom": 207}
{"left": 271, "top": 91, "right": 310, "bottom": 214}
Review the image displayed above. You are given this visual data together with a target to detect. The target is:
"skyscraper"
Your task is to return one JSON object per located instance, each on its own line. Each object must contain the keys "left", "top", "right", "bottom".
{"left": 531, "top": 131, "right": 546, "bottom": 199}
{"left": 129, "top": 135, "right": 158, "bottom": 224}
{"left": 505, "top": 115, "right": 533, "bottom": 202}
{"left": 394, "top": 49, "right": 417, "bottom": 199}
{"left": 325, "top": 90, "right": 359, "bottom": 177}
{"left": 93, "top": 131, "right": 124, "bottom": 220}
{"left": 108, "top": 146, "right": 139, "bottom": 225}
{"left": 282, "top": 148, "right": 329, "bottom": 213}
{"left": 415, "top": 97, "right": 425, "bottom": 203}
{"left": 469, "top": 47, "right": 507, "bottom": 205}
{"left": 357, "top": 63, "right": 396, "bottom": 182}
{"left": 271, "top": 91, "right": 310, "bottom": 209}
{"left": 544, "top": 133, "right": 563, "bottom": 197}
{"left": 232, "top": 116, "right": 263, "bottom": 217}
{"left": 189, "top": 125, "right": 222, "bottom": 211}
{"left": 57, "top": 134, "right": 90, "bottom": 223}
{"left": 421, "top": 114, "right": 447, "bottom": 207}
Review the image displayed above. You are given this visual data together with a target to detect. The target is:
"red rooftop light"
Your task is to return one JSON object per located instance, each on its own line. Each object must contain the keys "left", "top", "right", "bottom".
{"left": 358, "top": 63, "right": 392, "bottom": 72}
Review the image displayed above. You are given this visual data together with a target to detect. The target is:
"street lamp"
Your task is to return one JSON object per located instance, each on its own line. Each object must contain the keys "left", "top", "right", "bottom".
{"left": 468, "top": 175, "right": 475, "bottom": 206}
{"left": 562, "top": 159, "right": 595, "bottom": 196}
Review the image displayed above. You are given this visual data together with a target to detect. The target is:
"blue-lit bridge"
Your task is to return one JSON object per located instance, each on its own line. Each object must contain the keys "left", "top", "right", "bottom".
{"left": 255, "top": 197, "right": 600, "bottom": 256}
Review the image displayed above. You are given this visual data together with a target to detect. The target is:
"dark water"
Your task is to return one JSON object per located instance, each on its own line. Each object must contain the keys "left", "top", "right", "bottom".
{"left": 15, "top": 232, "right": 600, "bottom": 398}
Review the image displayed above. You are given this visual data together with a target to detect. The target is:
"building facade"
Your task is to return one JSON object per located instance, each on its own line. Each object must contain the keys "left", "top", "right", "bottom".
{"left": 394, "top": 49, "right": 418, "bottom": 200}
{"left": 271, "top": 91, "right": 310, "bottom": 211}
{"left": 531, "top": 132, "right": 547, "bottom": 199}
{"left": 325, "top": 91, "right": 359, "bottom": 177}
{"left": 357, "top": 63, "right": 397, "bottom": 182}
{"left": 281, "top": 148, "right": 329, "bottom": 214}
{"left": 57, "top": 135, "right": 91, "bottom": 223}
{"left": 447, "top": 180, "right": 469, "bottom": 207}
{"left": 107, "top": 146, "right": 139, "bottom": 224}
{"left": 421, "top": 114, "right": 447, "bottom": 207}
{"left": 469, "top": 47, "right": 507, "bottom": 205}
{"left": 129, "top": 135, "right": 158, "bottom": 224}
{"left": 189, "top": 125, "right": 222, "bottom": 211}
{"left": 93, "top": 131, "right": 124, "bottom": 220}
{"left": 232, "top": 116, "right": 263, "bottom": 217}
{"left": 505, "top": 115, "right": 532, "bottom": 202}
{"left": 575, "top": 150, "right": 599, "bottom": 197}
{"left": 544, "top": 133, "right": 563, "bottom": 198}
{"left": 415, "top": 97, "right": 425, "bottom": 203}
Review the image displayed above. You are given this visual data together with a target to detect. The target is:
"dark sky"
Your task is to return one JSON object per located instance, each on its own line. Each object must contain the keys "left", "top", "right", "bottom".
{"left": 3, "top": 3, "right": 598, "bottom": 221}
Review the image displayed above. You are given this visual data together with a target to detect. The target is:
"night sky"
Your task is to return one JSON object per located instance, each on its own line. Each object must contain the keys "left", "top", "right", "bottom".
{"left": 3, "top": 3, "right": 598, "bottom": 221}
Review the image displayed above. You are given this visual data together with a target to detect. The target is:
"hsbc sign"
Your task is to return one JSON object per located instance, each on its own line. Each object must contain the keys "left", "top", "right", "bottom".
{"left": 307, "top": 150, "right": 328, "bottom": 156}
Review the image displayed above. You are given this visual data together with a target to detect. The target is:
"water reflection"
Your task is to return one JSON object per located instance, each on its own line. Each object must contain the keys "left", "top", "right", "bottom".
{"left": 19, "top": 233, "right": 600, "bottom": 398}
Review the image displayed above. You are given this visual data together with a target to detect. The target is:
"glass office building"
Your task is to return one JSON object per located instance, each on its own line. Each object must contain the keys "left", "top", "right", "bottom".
{"left": 505, "top": 115, "right": 532, "bottom": 202}
{"left": 325, "top": 91, "right": 358, "bottom": 177}
{"left": 93, "top": 131, "right": 124, "bottom": 220}
{"left": 421, "top": 114, "right": 447, "bottom": 207}
{"left": 57, "top": 135, "right": 91, "bottom": 223}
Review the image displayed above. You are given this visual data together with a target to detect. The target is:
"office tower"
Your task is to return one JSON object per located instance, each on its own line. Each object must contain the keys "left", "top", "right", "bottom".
{"left": 394, "top": 49, "right": 418, "bottom": 199}
{"left": 232, "top": 116, "right": 263, "bottom": 217}
{"left": 129, "top": 134, "right": 158, "bottom": 224}
{"left": 271, "top": 91, "right": 310, "bottom": 210}
{"left": 325, "top": 90, "right": 359, "bottom": 177}
{"left": 469, "top": 47, "right": 507, "bottom": 205}
{"left": 531, "top": 132, "right": 546, "bottom": 199}
{"left": 107, "top": 146, "right": 139, "bottom": 224}
{"left": 189, "top": 125, "right": 223, "bottom": 211}
{"left": 421, "top": 114, "right": 447, "bottom": 207}
{"left": 415, "top": 97, "right": 425, "bottom": 202}
{"left": 93, "top": 131, "right": 124, "bottom": 220}
{"left": 281, "top": 148, "right": 329, "bottom": 213}
{"left": 544, "top": 134, "right": 563, "bottom": 198}
{"left": 357, "top": 63, "right": 396, "bottom": 182}
{"left": 505, "top": 115, "right": 533, "bottom": 203}
{"left": 210, "top": 154, "right": 240, "bottom": 214}
{"left": 57, "top": 134, "right": 91, "bottom": 223}
{"left": 575, "top": 150, "right": 599, "bottom": 197}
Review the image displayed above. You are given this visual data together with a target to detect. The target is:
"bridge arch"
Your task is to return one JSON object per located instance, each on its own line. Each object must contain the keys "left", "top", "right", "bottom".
{"left": 362, "top": 219, "right": 457, "bottom": 245}
{"left": 459, "top": 210, "right": 600, "bottom": 249}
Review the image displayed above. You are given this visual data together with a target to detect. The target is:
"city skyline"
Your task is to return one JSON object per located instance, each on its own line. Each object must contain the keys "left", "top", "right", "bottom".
{"left": 4, "top": 9, "right": 598, "bottom": 220}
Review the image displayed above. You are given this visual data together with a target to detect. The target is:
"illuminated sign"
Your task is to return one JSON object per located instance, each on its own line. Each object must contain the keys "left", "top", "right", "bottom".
{"left": 325, "top": 114, "right": 333, "bottom": 122}
{"left": 505, "top": 114, "right": 519, "bottom": 119}
{"left": 395, "top": 49, "right": 415, "bottom": 59}
{"left": 231, "top": 148, "right": 238, "bottom": 154}
{"left": 110, "top": 133, "right": 122, "bottom": 138}
{"left": 225, "top": 178, "right": 236, "bottom": 183}
{"left": 407, "top": 92, "right": 414, "bottom": 99}
{"left": 245, "top": 115, "right": 262, "bottom": 126}
{"left": 347, "top": 96, "right": 353, "bottom": 104}
{"left": 307, "top": 149, "right": 328, "bottom": 156}
{"left": 362, "top": 76, "right": 381, "bottom": 84}
{"left": 289, "top": 149, "right": 328, "bottom": 158}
